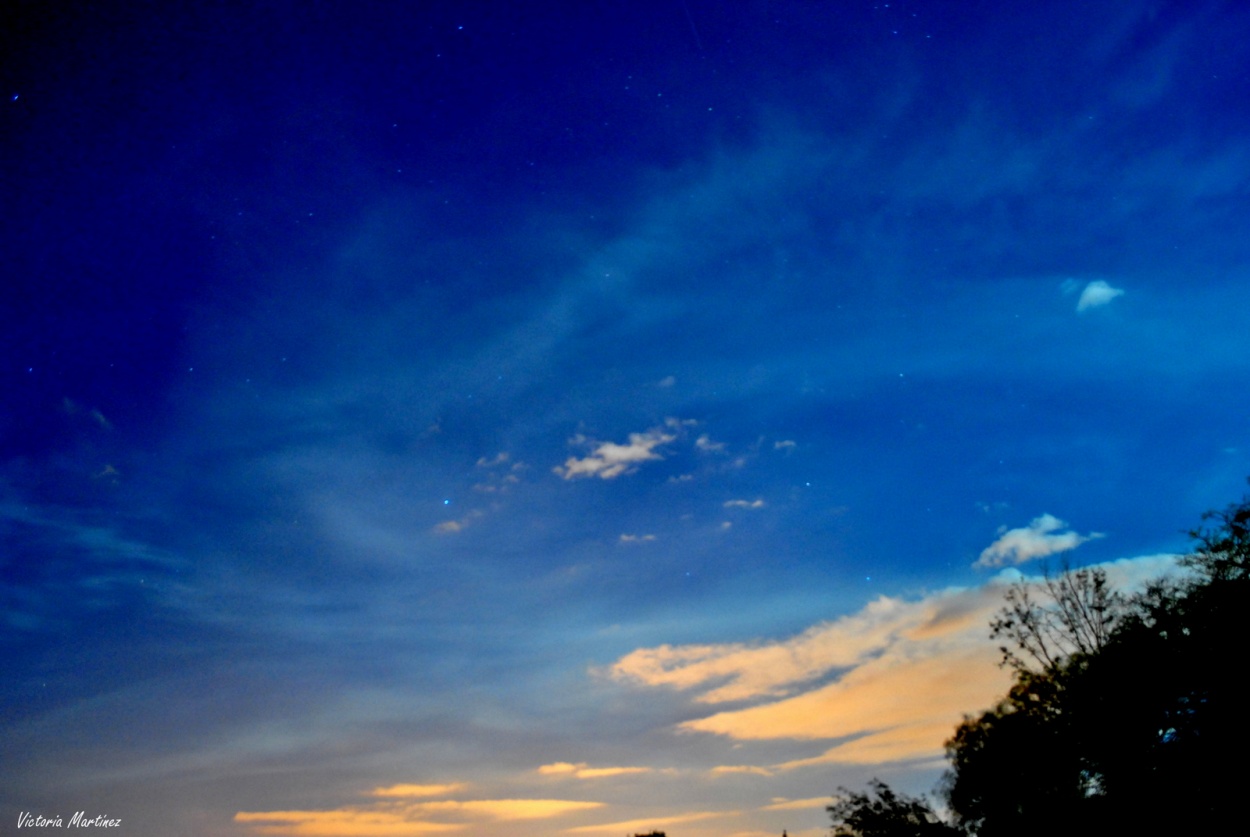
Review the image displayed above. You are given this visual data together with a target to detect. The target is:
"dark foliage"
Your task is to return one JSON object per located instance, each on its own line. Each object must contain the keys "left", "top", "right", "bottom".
{"left": 832, "top": 487, "right": 1250, "bottom": 837}
{"left": 939, "top": 488, "right": 1250, "bottom": 836}
{"left": 827, "top": 779, "right": 959, "bottom": 837}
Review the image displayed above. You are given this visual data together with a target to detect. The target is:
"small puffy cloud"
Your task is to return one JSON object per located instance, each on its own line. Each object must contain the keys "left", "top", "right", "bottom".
{"left": 473, "top": 454, "right": 525, "bottom": 493}
{"left": 1075, "top": 279, "right": 1125, "bottom": 312}
{"left": 658, "top": 375, "right": 676, "bottom": 388}
{"left": 774, "top": 440, "right": 796, "bottom": 452}
{"left": 619, "top": 533, "right": 657, "bottom": 543}
{"left": 975, "top": 514, "right": 1102, "bottom": 568}
{"left": 433, "top": 509, "right": 484, "bottom": 535}
{"left": 554, "top": 426, "right": 677, "bottom": 480}
{"left": 695, "top": 434, "right": 726, "bottom": 452}
{"left": 370, "top": 783, "right": 468, "bottom": 798}
{"left": 475, "top": 452, "right": 510, "bottom": 468}
{"left": 723, "top": 499, "right": 766, "bottom": 509}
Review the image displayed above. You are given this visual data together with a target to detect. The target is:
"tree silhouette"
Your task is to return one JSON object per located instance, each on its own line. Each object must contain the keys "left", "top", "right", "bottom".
{"left": 827, "top": 779, "right": 958, "bottom": 837}
{"left": 829, "top": 487, "right": 1250, "bottom": 836}
{"left": 988, "top": 563, "right": 1122, "bottom": 674}
{"left": 941, "top": 488, "right": 1250, "bottom": 836}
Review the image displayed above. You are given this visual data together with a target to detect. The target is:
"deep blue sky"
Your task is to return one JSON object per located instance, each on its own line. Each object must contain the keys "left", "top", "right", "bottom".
{"left": 4, "top": 2, "right": 1249, "bottom": 836}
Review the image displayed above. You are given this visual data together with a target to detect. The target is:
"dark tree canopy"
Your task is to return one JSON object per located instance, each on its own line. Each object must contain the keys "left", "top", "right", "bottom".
{"left": 833, "top": 486, "right": 1250, "bottom": 837}
{"left": 988, "top": 564, "right": 1122, "bottom": 674}
{"left": 827, "top": 779, "right": 958, "bottom": 837}
{"left": 941, "top": 488, "right": 1250, "bottom": 836}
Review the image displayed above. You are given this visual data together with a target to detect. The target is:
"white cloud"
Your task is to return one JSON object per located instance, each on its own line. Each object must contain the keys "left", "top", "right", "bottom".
{"left": 975, "top": 513, "right": 1102, "bottom": 567}
{"left": 619, "top": 534, "right": 657, "bottom": 543}
{"left": 433, "top": 509, "right": 485, "bottom": 535}
{"left": 696, "top": 434, "right": 726, "bottom": 453}
{"left": 1075, "top": 279, "right": 1125, "bottom": 312}
{"left": 554, "top": 425, "right": 678, "bottom": 480}
{"left": 773, "top": 440, "right": 797, "bottom": 452}
{"left": 723, "top": 499, "right": 766, "bottom": 509}
{"left": 475, "top": 452, "right": 510, "bottom": 468}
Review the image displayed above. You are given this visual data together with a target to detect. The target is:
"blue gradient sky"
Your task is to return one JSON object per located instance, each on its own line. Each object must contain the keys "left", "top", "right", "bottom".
{"left": 4, "top": 2, "right": 1249, "bottom": 836}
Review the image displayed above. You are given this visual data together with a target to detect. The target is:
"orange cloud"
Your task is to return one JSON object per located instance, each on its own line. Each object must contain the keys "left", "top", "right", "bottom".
{"left": 564, "top": 810, "right": 729, "bottom": 834}
{"left": 234, "top": 810, "right": 461, "bottom": 837}
{"left": 681, "top": 641, "right": 1005, "bottom": 763}
{"left": 539, "top": 762, "right": 652, "bottom": 779}
{"left": 370, "top": 784, "right": 468, "bottom": 798}
{"left": 411, "top": 800, "right": 604, "bottom": 820}
{"left": 238, "top": 794, "right": 604, "bottom": 837}
{"left": 610, "top": 555, "right": 1182, "bottom": 765}
{"left": 760, "top": 797, "right": 830, "bottom": 811}
{"left": 607, "top": 591, "right": 972, "bottom": 704}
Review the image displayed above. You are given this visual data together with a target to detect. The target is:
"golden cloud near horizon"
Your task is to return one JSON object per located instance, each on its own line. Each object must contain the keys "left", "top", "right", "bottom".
{"left": 563, "top": 810, "right": 730, "bottom": 834}
{"left": 609, "top": 554, "right": 1181, "bottom": 765}
{"left": 235, "top": 797, "right": 605, "bottom": 837}
{"left": 234, "top": 809, "right": 463, "bottom": 837}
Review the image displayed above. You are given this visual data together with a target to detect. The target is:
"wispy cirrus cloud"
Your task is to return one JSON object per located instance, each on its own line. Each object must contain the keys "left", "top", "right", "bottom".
{"left": 975, "top": 514, "right": 1102, "bottom": 568}
{"left": 564, "top": 810, "right": 729, "bottom": 834}
{"left": 412, "top": 800, "right": 604, "bottom": 820}
{"left": 370, "top": 783, "right": 470, "bottom": 798}
{"left": 234, "top": 809, "right": 463, "bottom": 836}
{"left": 709, "top": 765, "right": 773, "bottom": 777}
{"left": 236, "top": 795, "right": 605, "bottom": 837}
{"left": 538, "top": 762, "right": 652, "bottom": 779}
{"left": 607, "top": 555, "right": 1179, "bottom": 766}
{"left": 760, "top": 797, "right": 830, "bottom": 811}
{"left": 608, "top": 593, "right": 953, "bottom": 704}
{"left": 433, "top": 509, "right": 485, "bottom": 534}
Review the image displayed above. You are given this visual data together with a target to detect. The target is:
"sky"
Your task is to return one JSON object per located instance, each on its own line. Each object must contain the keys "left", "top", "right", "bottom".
{"left": 3, "top": 1, "right": 1249, "bottom": 835}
